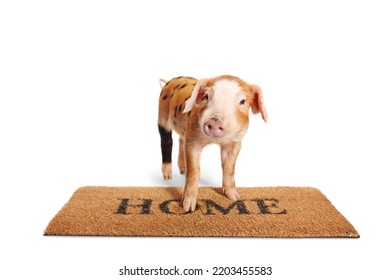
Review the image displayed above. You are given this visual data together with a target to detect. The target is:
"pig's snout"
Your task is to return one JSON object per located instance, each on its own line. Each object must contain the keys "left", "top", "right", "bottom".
{"left": 204, "top": 116, "right": 225, "bottom": 138}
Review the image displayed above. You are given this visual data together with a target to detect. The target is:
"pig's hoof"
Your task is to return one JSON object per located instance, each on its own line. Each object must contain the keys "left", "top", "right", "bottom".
{"left": 179, "top": 168, "right": 186, "bottom": 175}
{"left": 178, "top": 160, "right": 186, "bottom": 174}
{"left": 162, "top": 163, "right": 172, "bottom": 180}
{"left": 163, "top": 172, "right": 172, "bottom": 180}
{"left": 223, "top": 188, "right": 240, "bottom": 201}
{"left": 182, "top": 194, "right": 197, "bottom": 212}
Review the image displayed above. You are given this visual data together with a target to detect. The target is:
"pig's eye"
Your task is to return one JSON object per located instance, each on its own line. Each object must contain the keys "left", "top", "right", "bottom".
{"left": 239, "top": 99, "right": 246, "bottom": 105}
{"left": 204, "top": 94, "right": 209, "bottom": 101}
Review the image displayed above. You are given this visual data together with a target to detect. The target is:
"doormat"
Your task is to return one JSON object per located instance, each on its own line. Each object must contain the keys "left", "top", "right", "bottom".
{"left": 44, "top": 186, "right": 359, "bottom": 238}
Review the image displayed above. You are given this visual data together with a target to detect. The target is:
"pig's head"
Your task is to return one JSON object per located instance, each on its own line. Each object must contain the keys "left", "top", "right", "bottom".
{"left": 183, "top": 75, "right": 268, "bottom": 143}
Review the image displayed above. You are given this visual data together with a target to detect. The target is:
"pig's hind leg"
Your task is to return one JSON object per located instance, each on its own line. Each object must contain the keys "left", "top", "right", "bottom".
{"left": 158, "top": 124, "right": 173, "bottom": 180}
{"left": 178, "top": 137, "right": 186, "bottom": 174}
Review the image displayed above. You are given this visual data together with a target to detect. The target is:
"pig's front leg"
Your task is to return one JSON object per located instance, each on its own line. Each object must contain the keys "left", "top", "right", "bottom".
{"left": 182, "top": 143, "right": 203, "bottom": 212}
{"left": 221, "top": 141, "right": 241, "bottom": 201}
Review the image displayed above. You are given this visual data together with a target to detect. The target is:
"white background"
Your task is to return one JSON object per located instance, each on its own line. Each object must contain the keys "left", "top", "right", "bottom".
{"left": 1, "top": 0, "right": 389, "bottom": 279}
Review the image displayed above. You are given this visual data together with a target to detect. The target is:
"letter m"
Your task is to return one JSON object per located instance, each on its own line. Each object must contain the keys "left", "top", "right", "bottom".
{"left": 203, "top": 199, "right": 250, "bottom": 215}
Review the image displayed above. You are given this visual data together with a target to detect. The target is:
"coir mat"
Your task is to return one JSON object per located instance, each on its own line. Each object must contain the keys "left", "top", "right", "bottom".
{"left": 44, "top": 186, "right": 359, "bottom": 238}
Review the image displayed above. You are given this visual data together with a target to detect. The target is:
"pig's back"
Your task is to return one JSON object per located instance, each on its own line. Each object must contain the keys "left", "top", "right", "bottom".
{"left": 158, "top": 76, "right": 197, "bottom": 135}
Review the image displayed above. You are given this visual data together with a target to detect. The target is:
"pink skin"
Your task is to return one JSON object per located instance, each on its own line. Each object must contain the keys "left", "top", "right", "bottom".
{"left": 203, "top": 115, "right": 225, "bottom": 138}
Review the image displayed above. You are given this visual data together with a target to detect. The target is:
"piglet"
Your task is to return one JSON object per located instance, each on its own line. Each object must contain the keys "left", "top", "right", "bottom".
{"left": 158, "top": 75, "right": 267, "bottom": 212}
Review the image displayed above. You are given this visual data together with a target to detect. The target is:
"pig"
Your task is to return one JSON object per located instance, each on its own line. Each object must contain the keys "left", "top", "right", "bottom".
{"left": 158, "top": 75, "right": 267, "bottom": 212}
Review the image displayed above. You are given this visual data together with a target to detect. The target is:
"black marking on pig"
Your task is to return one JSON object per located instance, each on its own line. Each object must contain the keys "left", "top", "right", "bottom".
{"left": 179, "top": 84, "right": 187, "bottom": 90}
{"left": 158, "top": 125, "right": 172, "bottom": 163}
{"left": 162, "top": 94, "right": 168, "bottom": 100}
{"left": 178, "top": 104, "right": 182, "bottom": 113}
{"left": 170, "top": 93, "right": 174, "bottom": 98}
{"left": 173, "top": 84, "right": 181, "bottom": 90}
{"left": 174, "top": 76, "right": 196, "bottom": 80}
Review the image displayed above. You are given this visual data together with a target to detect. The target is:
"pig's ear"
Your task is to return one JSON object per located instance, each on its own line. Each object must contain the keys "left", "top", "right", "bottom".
{"left": 183, "top": 79, "right": 207, "bottom": 113}
{"left": 250, "top": 85, "right": 268, "bottom": 123}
